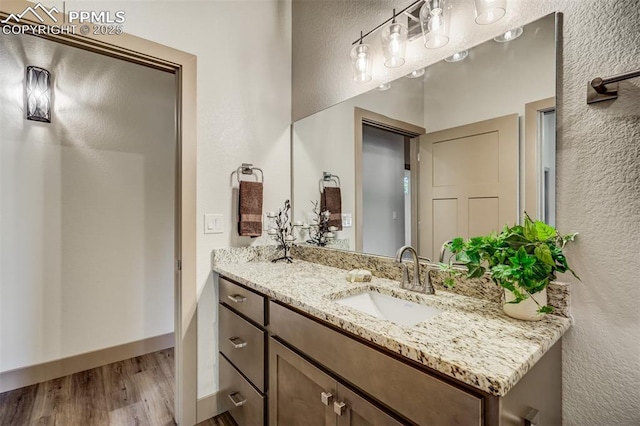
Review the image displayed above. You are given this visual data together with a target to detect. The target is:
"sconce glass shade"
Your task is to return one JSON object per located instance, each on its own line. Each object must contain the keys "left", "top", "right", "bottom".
{"left": 420, "top": 0, "right": 451, "bottom": 49}
{"left": 381, "top": 22, "right": 408, "bottom": 68}
{"left": 25, "top": 66, "right": 51, "bottom": 123}
{"left": 474, "top": 0, "right": 507, "bottom": 25}
{"left": 350, "top": 43, "right": 373, "bottom": 82}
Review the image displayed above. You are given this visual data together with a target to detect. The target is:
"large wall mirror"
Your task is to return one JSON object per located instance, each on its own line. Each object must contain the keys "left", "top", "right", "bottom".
{"left": 292, "top": 13, "right": 558, "bottom": 259}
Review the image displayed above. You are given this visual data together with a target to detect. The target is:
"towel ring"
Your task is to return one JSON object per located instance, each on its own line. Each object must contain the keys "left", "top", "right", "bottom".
{"left": 319, "top": 171, "right": 340, "bottom": 193}
{"left": 232, "top": 163, "right": 264, "bottom": 184}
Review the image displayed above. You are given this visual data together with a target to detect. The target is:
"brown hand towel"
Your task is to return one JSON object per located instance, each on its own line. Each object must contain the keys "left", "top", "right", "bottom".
{"left": 238, "top": 181, "right": 263, "bottom": 237}
{"left": 321, "top": 186, "right": 342, "bottom": 230}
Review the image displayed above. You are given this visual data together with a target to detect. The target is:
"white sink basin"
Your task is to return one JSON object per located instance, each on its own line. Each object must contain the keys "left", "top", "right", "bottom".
{"left": 335, "top": 291, "right": 443, "bottom": 327}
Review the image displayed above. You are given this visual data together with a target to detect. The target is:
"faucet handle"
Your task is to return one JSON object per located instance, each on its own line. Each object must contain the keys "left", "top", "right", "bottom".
{"left": 401, "top": 263, "right": 410, "bottom": 289}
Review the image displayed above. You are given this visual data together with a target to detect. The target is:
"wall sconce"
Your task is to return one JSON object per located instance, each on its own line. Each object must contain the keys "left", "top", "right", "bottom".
{"left": 25, "top": 66, "right": 52, "bottom": 123}
{"left": 350, "top": 32, "right": 373, "bottom": 82}
{"left": 474, "top": 0, "right": 507, "bottom": 25}
{"left": 420, "top": 0, "right": 451, "bottom": 49}
{"left": 381, "top": 10, "right": 408, "bottom": 68}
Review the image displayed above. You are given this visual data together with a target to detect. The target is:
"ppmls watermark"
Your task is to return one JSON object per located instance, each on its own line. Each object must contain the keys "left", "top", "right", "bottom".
{"left": 1, "top": 2, "right": 126, "bottom": 36}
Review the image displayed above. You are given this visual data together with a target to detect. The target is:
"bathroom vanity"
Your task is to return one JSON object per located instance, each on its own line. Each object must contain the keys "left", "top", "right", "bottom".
{"left": 213, "top": 246, "right": 569, "bottom": 426}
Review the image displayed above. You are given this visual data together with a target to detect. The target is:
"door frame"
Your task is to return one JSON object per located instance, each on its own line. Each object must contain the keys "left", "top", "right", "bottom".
{"left": 524, "top": 97, "right": 556, "bottom": 221}
{"left": 354, "top": 107, "right": 425, "bottom": 253}
{"left": 0, "top": 2, "right": 198, "bottom": 424}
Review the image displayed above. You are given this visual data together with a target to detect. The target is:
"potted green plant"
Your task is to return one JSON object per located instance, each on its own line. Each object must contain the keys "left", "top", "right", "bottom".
{"left": 441, "top": 213, "right": 579, "bottom": 321}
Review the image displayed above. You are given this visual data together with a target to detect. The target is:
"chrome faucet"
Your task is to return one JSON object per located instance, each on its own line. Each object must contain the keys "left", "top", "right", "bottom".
{"left": 394, "top": 245, "right": 435, "bottom": 295}
{"left": 439, "top": 240, "right": 452, "bottom": 263}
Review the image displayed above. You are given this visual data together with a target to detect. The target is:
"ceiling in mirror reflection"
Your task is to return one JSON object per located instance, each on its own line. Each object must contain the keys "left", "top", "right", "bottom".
{"left": 292, "top": 14, "right": 556, "bottom": 259}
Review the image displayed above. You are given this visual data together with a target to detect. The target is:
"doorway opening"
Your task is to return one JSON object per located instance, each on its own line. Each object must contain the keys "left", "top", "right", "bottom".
{"left": 0, "top": 2, "right": 197, "bottom": 423}
{"left": 354, "top": 108, "right": 425, "bottom": 256}
{"left": 362, "top": 125, "right": 413, "bottom": 257}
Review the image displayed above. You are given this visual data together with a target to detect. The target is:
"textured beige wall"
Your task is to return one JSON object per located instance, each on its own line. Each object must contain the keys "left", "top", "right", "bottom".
{"left": 292, "top": 0, "right": 640, "bottom": 424}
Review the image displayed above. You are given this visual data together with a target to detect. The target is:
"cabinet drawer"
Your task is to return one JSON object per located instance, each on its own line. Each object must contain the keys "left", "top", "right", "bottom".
{"left": 219, "top": 276, "right": 265, "bottom": 325}
{"left": 220, "top": 354, "right": 265, "bottom": 426}
{"left": 270, "top": 301, "right": 483, "bottom": 426}
{"left": 219, "top": 304, "right": 266, "bottom": 391}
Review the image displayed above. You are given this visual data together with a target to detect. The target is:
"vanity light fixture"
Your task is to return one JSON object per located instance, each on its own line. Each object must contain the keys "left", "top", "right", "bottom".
{"left": 474, "top": 0, "right": 507, "bottom": 25}
{"left": 494, "top": 27, "right": 523, "bottom": 42}
{"left": 406, "top": 68, "right": 426, "bottom": 79}
{"left": 350, "top": 31, "right": 373, "bottom": 82}
{"left": 420, "top": 0, "right": 451, "bottom": 49}
{"left": 381, "top": 9, "right": 408, "bottom": 68}
{"left": 25, "top": 66, "right": 52, "bottom": 123}
{"left": 444, "top": 50, "right": 468, "bottom": 63}
{"left": 375, "top": 83, "right": 392, "bottom": 91}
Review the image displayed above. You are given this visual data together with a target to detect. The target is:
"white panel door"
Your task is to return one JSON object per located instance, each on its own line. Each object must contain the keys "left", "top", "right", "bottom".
{"left": 418, "top": 114, "right": 518, "bottom": 260}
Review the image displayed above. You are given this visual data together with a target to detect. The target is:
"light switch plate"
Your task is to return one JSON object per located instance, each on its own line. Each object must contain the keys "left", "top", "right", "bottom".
{"left": 342, "top": 213, "right": 352, "bottom": 228}
{"left": 204, "top": 214, "right": 224, "bottom": 234}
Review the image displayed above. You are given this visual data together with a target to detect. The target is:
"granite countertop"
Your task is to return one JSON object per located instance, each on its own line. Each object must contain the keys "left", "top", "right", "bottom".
{"left": 212, "top": 249, "right": 571, "bottom": 397}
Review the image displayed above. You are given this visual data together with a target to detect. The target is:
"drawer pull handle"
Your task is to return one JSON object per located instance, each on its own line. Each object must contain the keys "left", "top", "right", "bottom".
{"left": 320, "top": 391, "right": 333, "bottom": 405}
{"left": 334, "top": 401, "right": 346, "bottom": 416}
{"left": 229, "top": 337, "right": 247, "bottom": 349}
{"left": 228, "top": 391, "right": 247, "bottom": 407}
{"left": 227, "top": 294, "right": 247, "bottom": 303}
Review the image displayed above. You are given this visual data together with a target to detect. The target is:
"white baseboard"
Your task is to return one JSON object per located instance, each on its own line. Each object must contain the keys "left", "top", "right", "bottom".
{"left": 197, "top": 391, "right": 222, "bottom": 423}
{"left": 0, "top": 332, "right": 174, "bottom": 393}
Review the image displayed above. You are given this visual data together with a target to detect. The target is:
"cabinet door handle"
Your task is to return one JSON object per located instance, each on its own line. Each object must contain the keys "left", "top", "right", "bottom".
{"left": 320, "top": 391, "right": 333, "bottom": 405}
{"left": 227, "top": 294, "right": 247, "bottom": 303}
{"left": 333, "top": 401, "right": 346, "bottom": 416}
{"left": 229, "top": 337, "right": 247, "bottom": 349}
{"left": 228, "top": 391, "right": 247, "bottom": 407}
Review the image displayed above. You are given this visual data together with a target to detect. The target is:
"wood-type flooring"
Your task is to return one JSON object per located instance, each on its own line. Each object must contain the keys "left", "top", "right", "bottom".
{"left": 0, "top": 348, "right": 236, "bottom": 426}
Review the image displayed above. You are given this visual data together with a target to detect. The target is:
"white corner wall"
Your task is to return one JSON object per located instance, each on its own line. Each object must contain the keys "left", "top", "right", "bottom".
{"left": 292, "top": 0, "right": 640, "bottom": 424}
{"left": 46, "top": 0, "right": 293, "bottom": 398}
{"left": 0, "top": 34, "right": 176, "bottom": 371}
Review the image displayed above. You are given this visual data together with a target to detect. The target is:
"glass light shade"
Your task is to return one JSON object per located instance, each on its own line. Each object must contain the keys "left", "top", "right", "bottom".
{"left": 420, "top": 0, "right": 451, "bottom": 49}
{"left": 350, "top": 43, "right": 373, "bottom": 82}
{"left": 474, "top": 0, "right": 507, "bottom": 25}
{"left": 375, "top": 83, "right": 392, "bottom": 91}
{"left": 406, "top": 68, "right": 426, "bottom": 79}
{"left": 494, "top": 27, "right": 523, "bottom": 42}
{"left": 444, "top": 50, "right": 468, "bottom": 62}
{"left": 381, "top": 22, "right": 408, "bottom": 68}
{"left": 25, "top": 66, "right": 51, "bottom": 123}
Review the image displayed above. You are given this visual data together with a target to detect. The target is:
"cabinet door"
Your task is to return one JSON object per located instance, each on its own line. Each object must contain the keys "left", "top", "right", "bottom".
{"left": 269, "top": 338, "right": 336, "bottom": 426}
{"left": 335, "top": 384, "right": 405, "bottom": 426}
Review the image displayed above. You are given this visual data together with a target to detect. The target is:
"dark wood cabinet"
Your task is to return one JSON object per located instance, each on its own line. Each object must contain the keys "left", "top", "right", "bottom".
{"left": 269, "top": 339, "right": 403, "bottom": 426}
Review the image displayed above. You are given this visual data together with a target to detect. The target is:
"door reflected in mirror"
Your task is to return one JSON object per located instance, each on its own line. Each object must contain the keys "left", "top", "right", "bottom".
{"left": 292, "top": 13, "right": 557, "bottom": 259}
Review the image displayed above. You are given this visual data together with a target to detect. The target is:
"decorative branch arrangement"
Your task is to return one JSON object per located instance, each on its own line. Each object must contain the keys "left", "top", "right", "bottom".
{"left": 269, "top": 200, "right": 295, "bottom": 263}
{"left": 306, "top": 200, "right": 332, "bottom": 247}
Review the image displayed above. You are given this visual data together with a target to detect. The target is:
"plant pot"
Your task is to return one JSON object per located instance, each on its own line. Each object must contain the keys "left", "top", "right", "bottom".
{"left": 503, "top": 287, "right": 547, "bottom": 321}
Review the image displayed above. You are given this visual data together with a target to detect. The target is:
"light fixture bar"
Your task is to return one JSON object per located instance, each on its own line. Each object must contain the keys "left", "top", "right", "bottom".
{"left": 351, "top": 0, "right": 423, "bottom": 45}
